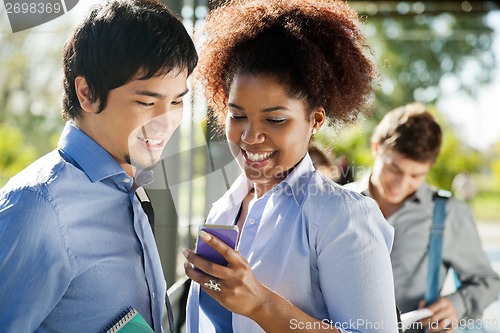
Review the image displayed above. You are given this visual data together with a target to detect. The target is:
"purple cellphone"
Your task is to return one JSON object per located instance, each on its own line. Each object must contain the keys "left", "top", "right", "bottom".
{"left": 195, "top": 224, "right": 239, "bottom": 268}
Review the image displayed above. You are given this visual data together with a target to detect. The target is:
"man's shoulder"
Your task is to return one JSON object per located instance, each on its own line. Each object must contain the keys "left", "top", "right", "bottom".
{"left": 434, "top": 189, "right": 453, "bottom": 199}
{"left": 420, "top": 183, "right": 472, "bottom": 218}
{"left": 420, "top": 183, "right": 450, "bottom": 198}
{"left": 1, "top": 150, "right": 67, "bottom": 198}
{"left": 422, "top": 184, "right": 464, "bottom": 206}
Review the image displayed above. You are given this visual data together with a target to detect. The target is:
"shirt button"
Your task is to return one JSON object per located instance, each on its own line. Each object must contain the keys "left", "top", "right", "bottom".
{"left": 249, "top": 218, "right": 256, "bottom": 224}
{"left": 124, "top": 178, "right": 131, "bottom": 183}
{"left": 152, "top": 291, "right": 155, "bottom": 298}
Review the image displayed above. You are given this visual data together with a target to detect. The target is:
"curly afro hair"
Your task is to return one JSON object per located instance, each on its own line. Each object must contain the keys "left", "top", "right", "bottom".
{"left": 196, "top": 0, "right": 376, "bottom": 129}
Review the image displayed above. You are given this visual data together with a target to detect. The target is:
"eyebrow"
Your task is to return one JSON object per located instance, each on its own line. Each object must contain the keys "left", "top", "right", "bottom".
{"left": 388, "top": 160, "right": 403, "bottom": 172}
{"left": 228, "top": 103, "right": 291, "bottom": 112}
{"left": 133, "top": 88, "right": 189, "bottom": 99}
{"left": 389, "top": 161, "right": 428, "bottom": 177}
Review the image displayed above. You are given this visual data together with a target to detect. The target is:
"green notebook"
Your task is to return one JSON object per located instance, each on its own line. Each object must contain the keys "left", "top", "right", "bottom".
{"left": 105, "top": 307, "right": 155, "bottom": 333}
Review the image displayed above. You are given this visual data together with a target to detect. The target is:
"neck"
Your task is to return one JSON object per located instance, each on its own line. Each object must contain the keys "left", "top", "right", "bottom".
{"left": 378, "top": 200, "right": 401, "bottom": 218}
{"left": 254, "top": 183, "right": 279, "bottom": 198}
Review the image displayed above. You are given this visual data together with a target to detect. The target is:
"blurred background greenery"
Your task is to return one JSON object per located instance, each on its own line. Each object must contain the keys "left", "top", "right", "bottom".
{"left": 315, "top": 2, "right": 500, "bottom": 221}
{"left": 1, "top": 1, "right": 499, "bottom": 220}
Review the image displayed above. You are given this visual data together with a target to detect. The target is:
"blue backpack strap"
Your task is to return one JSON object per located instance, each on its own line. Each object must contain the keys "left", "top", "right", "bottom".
{"left": 425, "top": 190, "right": 451, "bottom": 306}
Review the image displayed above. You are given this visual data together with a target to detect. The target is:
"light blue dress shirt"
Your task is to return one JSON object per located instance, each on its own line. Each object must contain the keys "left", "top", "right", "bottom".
{"left": 0, "top": 122, "right": 166, "bottom": 332}
{"left": 187, "top": 154, "right": 399, "bottom": 333}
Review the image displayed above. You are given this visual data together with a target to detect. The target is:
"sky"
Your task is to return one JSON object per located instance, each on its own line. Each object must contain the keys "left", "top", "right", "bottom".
{"left": 437, "top": 11, "right": 500, "bottom": 151}
{"left": 2, "top": 1, "right": 499, "bottom": 151}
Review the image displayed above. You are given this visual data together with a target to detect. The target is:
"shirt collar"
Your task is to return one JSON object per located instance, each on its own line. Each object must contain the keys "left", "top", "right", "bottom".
{"left": 213, "top": 153, "right": 315, "bottom": 214}
{"left": 358, "top": 171, "right": 427, "bottom": 205}
{"left": 218, "top": 173, "right": 253, "bottom": 210}
{"left": 58, "top": 122, "right": 129, "bottom": 184}
{"left": 414, "top": 182, "right": 435, "bottom": 204}
{"left": 356, "top": 171, "right": 372, "bottom": 197}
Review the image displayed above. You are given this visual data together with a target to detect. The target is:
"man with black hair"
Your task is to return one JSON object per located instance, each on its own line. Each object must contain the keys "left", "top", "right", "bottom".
{"left": 0, "top": 1, "right": 197, "bottom": 331}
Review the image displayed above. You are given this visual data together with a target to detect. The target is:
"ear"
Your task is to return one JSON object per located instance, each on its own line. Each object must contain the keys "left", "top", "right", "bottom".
{"left": 371, "top": 141, "right": 379, "bottom": 157}
{"left": 311, "top": 107, "right": 325, "bottom": 134}
{"left": 75, "top": 76, "right": 98, "bottom": 114}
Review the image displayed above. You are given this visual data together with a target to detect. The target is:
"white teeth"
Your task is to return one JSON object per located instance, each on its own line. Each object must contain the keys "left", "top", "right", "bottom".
{"left": 146, "top": 139, "right": 162, "bottom": 145}
{"left": 246, "top": 151, "right": 273, "bottom": 162}
{"left": 139, "top": 137, "right": 163, "bottom": 146}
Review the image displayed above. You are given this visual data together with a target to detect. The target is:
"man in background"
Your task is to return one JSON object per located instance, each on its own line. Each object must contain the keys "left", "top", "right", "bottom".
{"left": 347, "top": 103, "right": 500, "bottom": 333}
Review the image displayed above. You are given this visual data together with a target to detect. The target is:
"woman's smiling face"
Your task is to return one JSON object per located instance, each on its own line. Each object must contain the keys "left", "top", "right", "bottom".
{"left": 226, "top": 74, "right": 324, "bottom": 195}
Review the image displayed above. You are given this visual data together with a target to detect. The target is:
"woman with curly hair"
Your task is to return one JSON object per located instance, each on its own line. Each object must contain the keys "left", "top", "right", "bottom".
{"left": 183, "top": 0, "right": 399, "bottom": 332}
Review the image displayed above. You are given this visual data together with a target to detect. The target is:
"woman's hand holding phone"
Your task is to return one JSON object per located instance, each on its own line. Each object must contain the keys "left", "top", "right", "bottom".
{"left": 194, "top": 224, "right": 239, "bottom": 268}
{"left": 183, "top": 224, "right": 271, "bottom": 318}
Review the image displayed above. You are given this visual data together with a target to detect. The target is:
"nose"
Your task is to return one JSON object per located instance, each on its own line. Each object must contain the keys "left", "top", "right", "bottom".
{"left": 149, "top": 105, "right": 183, "bottom": 133}
{"left": 394, "top": 173, "right": 413, "bottom": 191}
{"left": 241, "top": 122, "right": 265, "bottom": 145}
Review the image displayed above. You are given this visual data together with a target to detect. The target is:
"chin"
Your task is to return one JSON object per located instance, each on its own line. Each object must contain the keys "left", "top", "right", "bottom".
{"left": 243, "top": 170, "right": 262, "bottom": 182}
{"left": 385, "top": 193, "right": 405, "bottom": 204}
{"left": 131, "top": 155, "right": 162, "bottom": 172}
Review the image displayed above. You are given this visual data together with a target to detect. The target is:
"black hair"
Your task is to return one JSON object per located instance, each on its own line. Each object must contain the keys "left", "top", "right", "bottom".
{"left": 62, "top": 0, "right": 198, "bottom": 120}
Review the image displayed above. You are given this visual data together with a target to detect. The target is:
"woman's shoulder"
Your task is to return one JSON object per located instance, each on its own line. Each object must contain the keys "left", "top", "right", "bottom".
{"left": 304, "top": 171, "right": 375, "bottom": 208}
{"left": 303, "top": 172, "right": 392, "bottom": 238}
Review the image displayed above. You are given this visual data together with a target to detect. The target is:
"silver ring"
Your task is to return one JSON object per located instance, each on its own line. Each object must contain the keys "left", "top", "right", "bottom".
{"left": 203, "top": 279, "right": 221, "bottom": 292}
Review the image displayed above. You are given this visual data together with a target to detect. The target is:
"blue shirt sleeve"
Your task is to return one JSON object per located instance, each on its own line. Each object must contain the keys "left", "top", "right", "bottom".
{"left": 312, "top": 192, "right": 398, "bottom": 332}
{"left": 0, "top": 188, "right": 74, "bottom": 332}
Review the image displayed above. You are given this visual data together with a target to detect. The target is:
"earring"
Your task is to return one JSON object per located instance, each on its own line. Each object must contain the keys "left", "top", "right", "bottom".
{"left": 312, "top": 128, "right": 317, "bottom": 135}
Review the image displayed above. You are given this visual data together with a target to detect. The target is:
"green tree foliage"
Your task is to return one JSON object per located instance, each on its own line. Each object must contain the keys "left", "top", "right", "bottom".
{"left": 315, "top": 124, "right": 373, "bottom": 181}
{"left": 320, "top": 7, "right": 496, "bottom": 190}
{"left": 488, "top": 143, "right": 500, "bottom": 189}
{"left": 1, "top": 2, "right": 498, "bottom": 195}
{"left": 0, "top": 123, "right": 37, "bottom": 187}
{"left": 0, "top": 15, "right": 65, "bottom": 157}
{"left": 364, "top": 10, "right": 496, "bottom": 122}
{"left": 428, "top": 131, "right": 483, "bottom": 190}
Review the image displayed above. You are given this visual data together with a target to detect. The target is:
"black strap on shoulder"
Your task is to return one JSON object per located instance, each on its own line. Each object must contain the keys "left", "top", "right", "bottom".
{"left": 136, "top": 186, "right": 155, "bottom": 235}
{"left": 136, "top": 187, "right": 175, "bottom": 333}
